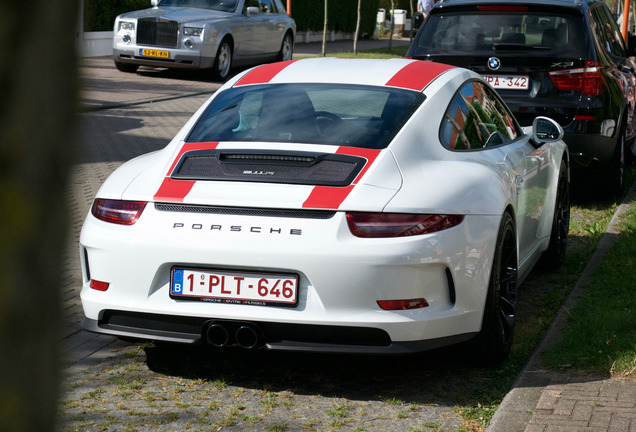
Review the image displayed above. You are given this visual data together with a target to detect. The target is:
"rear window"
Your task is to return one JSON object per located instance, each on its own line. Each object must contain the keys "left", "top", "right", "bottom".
{"left": 187, "top": 83, "right": 426, "bottom": 149}
{"left": 415, "top": 10, "right": 587, "bottom": 57}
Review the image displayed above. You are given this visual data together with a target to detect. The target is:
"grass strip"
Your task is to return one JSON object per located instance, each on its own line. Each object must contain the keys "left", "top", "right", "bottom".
{"left": 542, "top": 193, "right": 636, "bottom": 378}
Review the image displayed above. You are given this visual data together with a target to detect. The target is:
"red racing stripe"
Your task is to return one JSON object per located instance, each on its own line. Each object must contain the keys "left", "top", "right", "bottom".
{"left": 234, "top": 60, "right": 299, "bottom": 87}
{"left": 302, "top": 147, "right": 381, "bottom": 209}
{"left": 385, "top": 61, "right": 455, "bottom": 91}
{"left": 153, "top": 142, "right": 218, "bottom": 202}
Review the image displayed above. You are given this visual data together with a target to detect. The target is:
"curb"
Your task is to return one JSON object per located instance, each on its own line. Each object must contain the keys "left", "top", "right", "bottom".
{"left": 487, "top": 178, "right": 636, "bottom": 431}
{"left": 79, "top": 90, "right": 216, "bottom": 112}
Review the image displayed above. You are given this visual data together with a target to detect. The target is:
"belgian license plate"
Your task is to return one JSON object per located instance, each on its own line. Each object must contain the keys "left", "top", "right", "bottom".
{"left": 482, "top": 75, "right": 529, "bottom": 90}
{"left": 170, "top": 268, "right": 298, "bottom": 306}
{"left": 140, "top": 48, "right": 169, "bottom": 58}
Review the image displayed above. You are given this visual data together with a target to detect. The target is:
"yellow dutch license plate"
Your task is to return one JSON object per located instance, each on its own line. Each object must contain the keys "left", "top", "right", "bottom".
{"left": 139, "top": 48, "right": 169, "bottom": 58}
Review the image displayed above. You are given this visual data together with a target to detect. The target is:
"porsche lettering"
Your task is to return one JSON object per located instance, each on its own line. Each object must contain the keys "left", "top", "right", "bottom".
{"left": 172, "top": 223, "right": 302, "bottom": 235}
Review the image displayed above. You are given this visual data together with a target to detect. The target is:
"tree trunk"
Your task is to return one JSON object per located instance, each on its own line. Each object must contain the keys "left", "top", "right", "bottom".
{"left": 322, "top": 0, "right": 328, "bottom": 56}
{"left": 389, "top": 0, "right": 395, "bottom": 52}
{"left": 354, "top": 0, "right": 361, "bottom": 54}
{"left": 0, "top": 0, "right": 78, "bottom": 430}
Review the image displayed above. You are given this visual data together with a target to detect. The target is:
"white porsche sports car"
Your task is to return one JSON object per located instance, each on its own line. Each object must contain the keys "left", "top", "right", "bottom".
{"left": 80, "top": 58, "right": 570, "bottom": 364}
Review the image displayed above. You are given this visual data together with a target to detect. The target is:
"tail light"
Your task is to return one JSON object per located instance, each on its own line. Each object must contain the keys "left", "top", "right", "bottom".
{"left": 377, "top": 298, "right": 429, "bottom": 310}
{"left": 90, "top": 279, "right": 110, "bottom": 291}
{"left": 477, "top": 5, "right": 528, "bottom": 11}
{"left": 346, "top": 213, "right": 464, "bottom": 238}
{"left": 91, "top": 199, "right": 147, "bottom": 225}
{"left": 549, "top": 60, "right": 606, "bottom": 96}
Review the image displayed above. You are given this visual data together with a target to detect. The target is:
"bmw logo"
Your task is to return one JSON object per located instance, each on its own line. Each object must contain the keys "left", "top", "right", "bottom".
{"left": 488, "top": 57, "right": 501, "bottom": 70}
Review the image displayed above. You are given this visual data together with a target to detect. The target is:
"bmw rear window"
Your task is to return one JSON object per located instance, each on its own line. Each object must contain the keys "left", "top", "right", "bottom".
{"left": 414, "top": 9, "right": 587, "bottom": 57}
{"left": 186, "top": 83, "right": 426, "bottom": 149}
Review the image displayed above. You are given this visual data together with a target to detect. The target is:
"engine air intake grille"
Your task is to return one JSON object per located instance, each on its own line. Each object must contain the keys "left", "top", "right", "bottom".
{"left": 171, "top": 150, "right": 367, "bottom": 186}
{"left": 155, "top": 204, "right": 336, "bottom": 219}
{"left": 137, "top": 18, "right": 178, "bottom": 48}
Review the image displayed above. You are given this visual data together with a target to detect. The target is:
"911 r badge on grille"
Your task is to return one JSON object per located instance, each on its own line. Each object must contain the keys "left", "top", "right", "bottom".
{"left": 243, "top": 170, "right": 275, "bottom": 176}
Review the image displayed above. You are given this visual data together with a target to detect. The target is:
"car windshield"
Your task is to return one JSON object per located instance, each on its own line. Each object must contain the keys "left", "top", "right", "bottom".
{"left": 157, "top": 0, "right": 238, "bottom": 12}
{"left": 187, "top": 84, "right": 426, "bottom": 149}
{"left": 416, "top": 10, "right": 587, "bottom": 56}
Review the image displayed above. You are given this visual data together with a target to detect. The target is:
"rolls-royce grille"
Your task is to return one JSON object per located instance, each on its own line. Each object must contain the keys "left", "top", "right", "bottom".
{"left": 137, "top": 18, "right": 178, "bottom": 48}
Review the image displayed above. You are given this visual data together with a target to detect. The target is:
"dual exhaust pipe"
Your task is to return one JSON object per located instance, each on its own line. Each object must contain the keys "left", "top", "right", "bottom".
{"left": 205, "top": 321, "right": 264, "bottom": 349}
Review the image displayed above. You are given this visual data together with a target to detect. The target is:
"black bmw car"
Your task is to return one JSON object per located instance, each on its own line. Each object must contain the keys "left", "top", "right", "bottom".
{"left": 407, "top": 0, "right": 636, "bottom": 195}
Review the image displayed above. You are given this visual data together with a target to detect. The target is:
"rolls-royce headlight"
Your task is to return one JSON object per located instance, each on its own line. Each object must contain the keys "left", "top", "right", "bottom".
{"left": 118, "top": 21, "right": 135, "bottom": 32}
{"left": 183, "top": 27, "right": 203, "bottom": 36}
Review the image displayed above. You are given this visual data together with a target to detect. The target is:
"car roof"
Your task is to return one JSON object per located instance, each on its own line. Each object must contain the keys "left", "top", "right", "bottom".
{"left": 432, "top": 0, "right": 592, "bottom": 12}
{"left": 230, "top": 58, "right": 461, "bottom": 92}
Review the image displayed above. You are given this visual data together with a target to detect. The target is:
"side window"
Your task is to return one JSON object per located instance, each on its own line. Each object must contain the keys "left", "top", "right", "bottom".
{"left": 259, "top": 0, "right": 273, "bottom": 13}
{"left": 591, "top": 6, "right": 627, "bottom": 57}
{"left": 273, "top": 0, "right": 286, "bottom": 14}
{"left": 243, "top": 0, "right": 259, "bottom": 12}
{"left": 440, "top": 81, "right": 518, "bottom": 150}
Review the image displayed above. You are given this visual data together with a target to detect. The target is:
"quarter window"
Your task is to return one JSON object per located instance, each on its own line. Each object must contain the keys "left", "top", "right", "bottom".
{"left": 440, "top": 81, "right": 518, "bottom": 150}
{"left": 590, "top": 6, "right": 627, "bottom": 57}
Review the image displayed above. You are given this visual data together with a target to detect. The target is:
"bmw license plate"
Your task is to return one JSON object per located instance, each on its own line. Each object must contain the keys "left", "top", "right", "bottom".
{"left": 170, "top": 267, "right": 298, "bottom": 306}
{"left": 482, "top": 75, "right": 529, "bottom": 90}
{"left": 140, "top": 48, "right": 169, "bottom": 58}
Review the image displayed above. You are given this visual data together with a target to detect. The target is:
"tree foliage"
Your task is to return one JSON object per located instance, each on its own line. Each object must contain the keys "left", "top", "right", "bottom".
{"left": 290, "top": 0, "right": 379, "bottom": 35}
{"left": 84, "top": 0, "right": 154, "bottom": 31}
{"left": 83, "top": 0, "right": 381, "bottom": 35}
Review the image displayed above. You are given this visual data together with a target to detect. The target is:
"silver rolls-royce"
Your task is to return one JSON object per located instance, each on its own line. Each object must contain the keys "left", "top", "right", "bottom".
{"left": 113, "top": 0, "right": 296, "bottom": 80}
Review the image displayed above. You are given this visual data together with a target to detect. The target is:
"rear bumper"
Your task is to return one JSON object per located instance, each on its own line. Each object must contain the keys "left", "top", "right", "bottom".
{"left": 563, "top": 131, "right": 617, "bottom": 170}
{"left": 82, "top": 314, "right": 477, "bottom": 354}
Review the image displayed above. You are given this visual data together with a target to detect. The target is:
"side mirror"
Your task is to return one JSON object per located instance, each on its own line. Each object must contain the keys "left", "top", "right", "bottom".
{"left": 246, "top": 6, "right": 259, "bottom": 16}
{"left": 531, "top": 116, "right": 564, "bottom": 146}
{"left": 151, "top": 0, "right": 159, "bottom": 6}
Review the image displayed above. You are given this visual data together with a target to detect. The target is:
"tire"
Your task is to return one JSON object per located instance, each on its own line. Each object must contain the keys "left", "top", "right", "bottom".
{"left": 212, "top": 39, "right": 233, "bottom": 81}
{"left": 114, "top": 60, "right": 139, "bottom": 73}
{"left": 538, "top": 159, "right": 570, "bottom": 270}
{"left": 277, "top": 32, "right": 294, "bottom": 62}
{"left": 606, "top": 133, "right": 625, "bottom": 197}
{"left": 472, "top": 212, "right": 518, "bottom": 366}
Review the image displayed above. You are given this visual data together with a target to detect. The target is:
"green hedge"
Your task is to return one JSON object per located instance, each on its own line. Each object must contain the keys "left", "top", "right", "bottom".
{"left": 84, "top": 0, "right": 149, "bottom": 31}
{"left": 290, "top": 0, "right": 380, "bottom": 36}
{"left": 83, "top": 0, "right": 382, "bottom": 35}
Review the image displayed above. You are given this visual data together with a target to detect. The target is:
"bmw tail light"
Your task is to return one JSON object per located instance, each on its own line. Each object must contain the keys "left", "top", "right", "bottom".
{"left": 346, "top": 213, "right": 464, "bottom": 238}
{"left": 91, "top": 199, "right": 147, "bottom": 225}
{"left": 549, "top": 61, "right": 605, "bottom": 96}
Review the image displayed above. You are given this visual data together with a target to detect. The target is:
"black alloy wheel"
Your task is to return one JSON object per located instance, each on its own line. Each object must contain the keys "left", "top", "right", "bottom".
{"left": 607, "top": 133, "right": 625, "bottom": 197}
{"left": 472, "top": 212, "right": 518, "bottom": 366}
{"left": 539, "top": 160, "right": 570, "bottom": 269}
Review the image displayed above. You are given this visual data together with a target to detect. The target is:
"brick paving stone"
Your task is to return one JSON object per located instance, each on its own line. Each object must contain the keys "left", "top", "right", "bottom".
{"left": 589, "top": 411, "right": 613, "bottom": 428}
{"left": 553, "top": 398, "right": 576, "bottom": 416}
{"left": 570, "top": 401, "right": 595, "bottom": 421}
{"left": 536, "top": 389, "right": 561, "bottom": 410}
{"left": 609, "top": 415, "right": 632, "bottom": 432}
